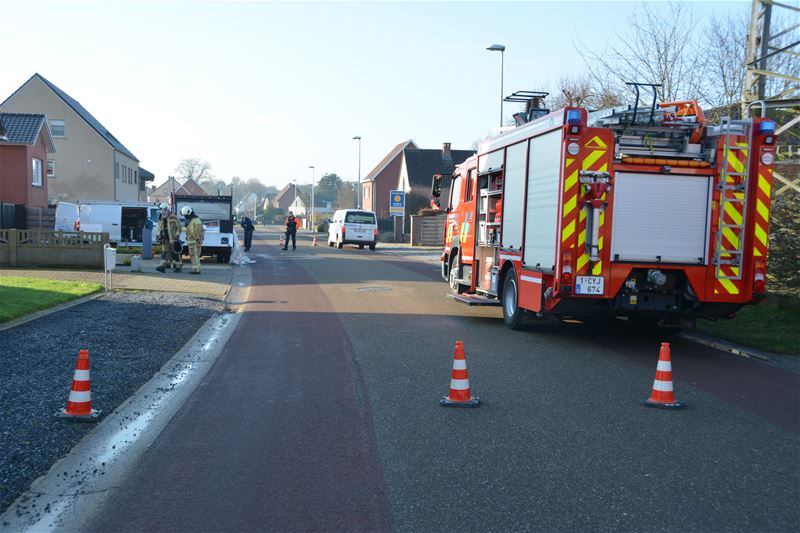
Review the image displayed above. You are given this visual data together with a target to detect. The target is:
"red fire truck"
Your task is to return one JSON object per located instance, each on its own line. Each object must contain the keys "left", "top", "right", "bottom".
{"left": 432, "top": 91, "right": 778, "bottom": 329}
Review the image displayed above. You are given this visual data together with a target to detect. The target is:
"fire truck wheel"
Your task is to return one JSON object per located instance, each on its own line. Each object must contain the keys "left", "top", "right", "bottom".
{"left": 448, "top": 256, "right": 465, "bottom": 294}
{"left": 502, "top": 271, "right": 524, "bottom": 330}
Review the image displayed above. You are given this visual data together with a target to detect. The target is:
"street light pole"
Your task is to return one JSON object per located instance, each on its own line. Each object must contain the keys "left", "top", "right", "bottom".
{"left": 486, "top": 44, "right": 506, "bottom": 127}
{"left": 309, "top": 165, "right": 315, "bottom": 230}
{"left": 353, "top": 136, "right": 361, "bottom": 209}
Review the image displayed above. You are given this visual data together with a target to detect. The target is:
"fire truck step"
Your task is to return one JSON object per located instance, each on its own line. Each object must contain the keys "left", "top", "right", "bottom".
{"left": 447, "top": 293, "right": 502, "bottom": 307}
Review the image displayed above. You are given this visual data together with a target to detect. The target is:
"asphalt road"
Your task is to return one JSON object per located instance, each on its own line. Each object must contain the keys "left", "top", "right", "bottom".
{"left": 90, "top": 231, "right": 799, "bottom": 532}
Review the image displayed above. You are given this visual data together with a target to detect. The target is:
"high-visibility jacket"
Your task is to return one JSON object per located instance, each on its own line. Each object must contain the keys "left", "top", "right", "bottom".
{"left": 285, "top": 216, "right": 300, "bottom": 233}
{"left": 186, "top": 217, "right": 204, "bottom": 244}
{"left": 158, "top": 214, "right": 182, "bottom": 242}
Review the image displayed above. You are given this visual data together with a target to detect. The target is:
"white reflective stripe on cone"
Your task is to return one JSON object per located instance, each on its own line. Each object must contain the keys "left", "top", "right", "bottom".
{"left": 67, "top": 390, "right": 92, "bottom": 402}
{"left": 652, "top": 380, "right": 673, "bottom": 392}
{"left": 452, "top": 359, "right": 467, "bottom": 370}
{"left": 73, "top": 369, "right": 90, "bottom": 381}
{"left": 656, "top": 361, "right": 672, "bottom": 372}
{"left": 450, "top": 379, "right": 470, "bottom": 390}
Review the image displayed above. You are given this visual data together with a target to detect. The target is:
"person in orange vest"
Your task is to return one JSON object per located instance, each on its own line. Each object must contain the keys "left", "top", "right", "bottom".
{"left": 282, "top": 211, "right": 300, "bottom": 251}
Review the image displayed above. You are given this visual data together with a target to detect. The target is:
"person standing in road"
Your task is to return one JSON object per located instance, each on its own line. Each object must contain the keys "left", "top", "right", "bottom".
{"left": 182, "top": 205, "right": 204, "bottom": 274}
{"left": 282, "top": 211, "right": 299, "bottom": 251}
{"left": 241, "top": 214, "right": 255, "bottom": 251}
{"left": 156, "top": 202, "right": 183, "bottom": 273}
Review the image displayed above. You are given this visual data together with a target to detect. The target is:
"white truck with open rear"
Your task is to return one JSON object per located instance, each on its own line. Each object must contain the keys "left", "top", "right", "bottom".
{"left": 54, "top": 201, "right": 159, "bottom": 246}
{"left": 171, "top": 194, "right": 235, "bottom": 263}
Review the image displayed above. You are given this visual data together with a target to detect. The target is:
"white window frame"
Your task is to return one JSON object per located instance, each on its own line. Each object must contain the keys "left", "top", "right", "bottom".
{"left": 49, "top": 119, "right": 65, "bottom": 138}
{"left": 47, "top": 159, "right": 55, "bottom": 178}
{"left": 32, "top": 158, "right": 43, "bottom": 186}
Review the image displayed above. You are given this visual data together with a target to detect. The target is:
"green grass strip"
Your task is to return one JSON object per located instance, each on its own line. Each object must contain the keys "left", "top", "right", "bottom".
{"left": 697, "top": 293, "right": 800, "bottom": 355}
{"left": 0, "top": 276, "right": 104, "bottom": 323}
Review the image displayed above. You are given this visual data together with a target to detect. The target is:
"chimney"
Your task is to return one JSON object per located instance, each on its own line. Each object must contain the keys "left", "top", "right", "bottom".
{"left": 442, "top": 142, "right": 452, "bottom": 160}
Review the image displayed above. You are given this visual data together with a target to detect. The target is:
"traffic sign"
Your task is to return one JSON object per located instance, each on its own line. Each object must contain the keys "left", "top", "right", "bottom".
{"left": 389, "top": 190, "right": 405, "bottom": 217}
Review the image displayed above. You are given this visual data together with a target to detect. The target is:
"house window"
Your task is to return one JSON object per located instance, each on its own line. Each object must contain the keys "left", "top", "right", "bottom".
{"left": 134, "top": 170, "right": 137, "bottom": 184}
{"left": 49, "top": 120, "right": 65, "bottom": 138}
{"left": 115, "top": 162, "right": 119, "bottom": 180}
{"left": 32, "top": 158, "right": 43, "bottom": 186}
{"left": 47, "top": 159, "right": 55, "bottom": 178}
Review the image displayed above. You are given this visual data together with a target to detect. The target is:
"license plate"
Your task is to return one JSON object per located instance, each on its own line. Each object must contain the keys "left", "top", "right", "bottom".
{"left": 575, "top": 276, "right": 604, "bottom": 295}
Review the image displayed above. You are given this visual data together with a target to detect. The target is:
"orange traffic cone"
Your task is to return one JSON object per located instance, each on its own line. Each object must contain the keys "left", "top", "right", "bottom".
{"left": 312, "top": 235, "right": 318, "bottom": 247}
{"left": 440, "top": 341, "right": 480, "bottom": 408}
{"left": 54, "top": 349, "right": 101, "bottom": 420}
{"left": 642, "top": 342, "right": 685, "bottom": 410}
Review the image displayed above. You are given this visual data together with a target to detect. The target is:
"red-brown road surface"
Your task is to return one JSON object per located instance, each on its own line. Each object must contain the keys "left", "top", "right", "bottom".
{"left": 89, "top": 231, "right": 799, "bottom": 532}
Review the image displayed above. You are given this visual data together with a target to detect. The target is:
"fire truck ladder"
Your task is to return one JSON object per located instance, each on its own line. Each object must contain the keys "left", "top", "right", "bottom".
{"left": 713, "top": 117, "right": 753, "bottom": 280}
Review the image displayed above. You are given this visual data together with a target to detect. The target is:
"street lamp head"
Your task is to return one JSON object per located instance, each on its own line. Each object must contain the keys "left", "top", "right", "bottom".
{"left": 352, "top": 136, "right": 361, "bottom": 140}
{"left": 486, "top": 44, "right": 506, "bottom": 52}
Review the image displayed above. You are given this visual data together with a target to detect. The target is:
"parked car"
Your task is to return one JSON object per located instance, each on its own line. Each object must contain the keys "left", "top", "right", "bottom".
{"left": 327, "top": 209, "right": 378, "bottom": 250}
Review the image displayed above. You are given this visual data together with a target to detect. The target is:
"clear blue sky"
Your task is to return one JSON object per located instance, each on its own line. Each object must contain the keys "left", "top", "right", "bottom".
{"left": 0, "top": 0, "right": 748, "bottom": 189}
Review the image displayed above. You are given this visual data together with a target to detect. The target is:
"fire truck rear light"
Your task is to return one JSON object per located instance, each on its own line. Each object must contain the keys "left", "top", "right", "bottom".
{"left": 764, "top": 136, "right": 774, "bottom": 145}
{"left": 566, "top": 110, "right": 581, "bottom": 124}
{"left": 569, "top": 126, "right": 581, "bottom": 134}
{"left": 760, "top": 151, "right": 775, "bottom": 165}
{"left": 567, "top": 142, "right": 580, "bottom": 156}
{"left": 74, "top": 220, "right": 80, "bottom": 231}
{"left": 374, "top": 228, "right": 378, "bottom": 236}
{"left": 759, "top": 121, "right": 776, "bottom": 134}
{"left": 753, "top": 259, "right": 766, "bottom": 293}
{"left": 561, "top": 251, "right": 573, "bottom": 285}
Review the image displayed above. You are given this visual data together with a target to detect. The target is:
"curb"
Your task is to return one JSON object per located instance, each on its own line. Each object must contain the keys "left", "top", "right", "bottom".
{"left": 680, "top": 331, "right": 800, "bottom": 372}
{"left": 0, "top": 311, "right": 242, "bottom": 533}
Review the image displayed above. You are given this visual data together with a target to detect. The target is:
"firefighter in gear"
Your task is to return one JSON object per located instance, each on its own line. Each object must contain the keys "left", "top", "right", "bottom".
{"left": 182, "top": 205, "right": 204, "bottom": 274}
{"left": 156, "top": 203, "right": 183, "bottom": 273}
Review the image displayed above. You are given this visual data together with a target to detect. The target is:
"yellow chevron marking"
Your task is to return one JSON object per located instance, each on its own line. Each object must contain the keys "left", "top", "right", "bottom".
{"left": 727, "top": 151, "right": 745, "bottom": 174}
{"left": 724, "top": 202, "right": 743, "bottom": 225}
{"left": 566, "top": 158, "right": 575, "bottom": 168}
{"left": 754, "top": 248, "right": 763, "bottom": 257}
{"left": 578, "top": 230, "right": 585, "bottom": 247}
{"left": 598, "top": 162, "right": 608, "bottom": 172}
{"left": 582, "top": 149, "right": 605, "bottom": 170}
{"left": 719, "top": 278, "right": 740, "bottom": 295}
{"left": 579, "top": 208, "right": 587, "bottom": 222}
{"left": 723, "top": 227, "right": 740, "bottom": 248}
{"left": 755, "top": 223, "right": 768, "bottom": 247}
{"left": 591, "top": 262, "right": 603, "bottom": 276}
{"left": 561, "top": 219, "right": 575, "bottom": 242}
{"left": 758, "top": 174, "right": 771, "bottom": 197}
{"left": 563, "top": 195, "right": 577, "bottom": 217}
{"left": 565, "top": 170, "right": 579, "bottom": 191}
{"left": 598, "top": 235, "right": 604, "bottom": 249}
{"left": 585, "top": 135, "right": 607, "bottom": 149}
{"left": 577, "top": 253, "right": 589, "bottom": 271}
{"left": 756, "top": 198, "right": 770, "bottom": 222}
{"left": 598, "top": 210, "right": 605, "bottom": 227}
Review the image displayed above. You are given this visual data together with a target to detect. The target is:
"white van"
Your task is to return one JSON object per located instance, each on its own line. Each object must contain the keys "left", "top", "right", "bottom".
{"left": 328, "top": 209, "right": 378, "bottom": 250}
{"left": 54, "top": 201, "right": 159, "bottom": 245}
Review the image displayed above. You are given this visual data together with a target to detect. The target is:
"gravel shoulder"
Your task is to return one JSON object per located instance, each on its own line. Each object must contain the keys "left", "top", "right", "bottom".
{"left": 0, "top": 291, "right": 223, "bottom": 515}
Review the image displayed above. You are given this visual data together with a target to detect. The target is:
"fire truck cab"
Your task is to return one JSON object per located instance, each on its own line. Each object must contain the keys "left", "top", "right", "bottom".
{"left": 435, "top": 93, "right": 777, "bottom": 329}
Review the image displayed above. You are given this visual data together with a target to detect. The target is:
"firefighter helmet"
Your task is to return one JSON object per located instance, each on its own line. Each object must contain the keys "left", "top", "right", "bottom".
{"left": 159, "top": 202, "right": 169, "bottom": 210}
{"left": 180, "top": 206, "right": 193, "bottom": 216}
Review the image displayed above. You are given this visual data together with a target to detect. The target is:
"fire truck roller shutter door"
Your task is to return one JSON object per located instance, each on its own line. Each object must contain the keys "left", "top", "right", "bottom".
{"left": 523, "top": 130, "right": 563, "bottom": 268}
{"left": 501, "top": 141, "right": 528, "bottom": 250}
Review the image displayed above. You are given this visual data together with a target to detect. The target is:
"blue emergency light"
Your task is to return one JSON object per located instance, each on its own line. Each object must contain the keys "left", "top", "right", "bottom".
{"left": 566, "top": 110, "right": 581, "bottom": 124}
{"left": 759, "top": 121, "right": 776, "bottom": 134}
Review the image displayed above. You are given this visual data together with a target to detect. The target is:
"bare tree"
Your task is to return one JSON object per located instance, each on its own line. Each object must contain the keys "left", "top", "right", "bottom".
{"left": 550, "top": 74, "right": 594, "bottom": 109}
{"left": 579, "top": 2, "right": 703, "bottom": 105}
{"left": 336, "top": 182, "right": 357, "bottom": 209}
{"left": 698, "top": 12, "right": 748, "bottom": 121}
{"left": 175, "top": 158, "right": 215, "bottom": 184}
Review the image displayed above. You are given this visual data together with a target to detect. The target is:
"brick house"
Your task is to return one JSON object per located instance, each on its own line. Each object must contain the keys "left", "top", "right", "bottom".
{"left": 362, "top": 140, "right": 473, "bottom": 218}
{"left": 0, "top": 73, "right": 142, "bottom": 203}
{"left": 0, "top": 113, "right": 57, "bottom": 224}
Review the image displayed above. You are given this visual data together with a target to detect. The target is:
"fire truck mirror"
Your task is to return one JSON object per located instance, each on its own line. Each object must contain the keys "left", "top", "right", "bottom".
{"left": 431, "top": 174, "right": 443, "bottom": 198}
